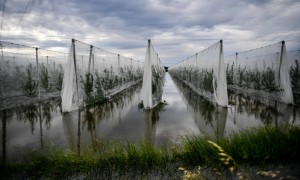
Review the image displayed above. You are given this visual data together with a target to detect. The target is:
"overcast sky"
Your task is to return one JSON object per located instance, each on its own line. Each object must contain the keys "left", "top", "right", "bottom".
{"left": 1, "top": 0, "right": 299, "bottom": 66}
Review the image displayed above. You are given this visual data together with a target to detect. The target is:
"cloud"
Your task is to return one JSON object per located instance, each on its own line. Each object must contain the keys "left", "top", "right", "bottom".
{"left": 1, "top": 0, "right": 299, "bottom": 65}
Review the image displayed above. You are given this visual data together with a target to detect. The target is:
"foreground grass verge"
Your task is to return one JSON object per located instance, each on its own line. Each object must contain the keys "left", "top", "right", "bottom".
{"left": 1, "top": 125, "right": 300, "bottom": 179}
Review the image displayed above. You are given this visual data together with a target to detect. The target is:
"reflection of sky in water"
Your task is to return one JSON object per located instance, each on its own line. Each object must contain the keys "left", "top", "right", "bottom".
{"left": 155, "top": 74, "right": 200, "bottom": 145}
{"left": 1, "top": 73, "right": 300, "bottom": 162}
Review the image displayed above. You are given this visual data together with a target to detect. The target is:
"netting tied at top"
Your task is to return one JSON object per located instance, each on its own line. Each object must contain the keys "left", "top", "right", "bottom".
{"left": 61, "top": 39, "right": 144, "bottom": 112}
{"left": 169, "top": 40, "right": 228, "bottom": 107}
{"left": 141, "top": 39, "right": 166, "bottom": 109}
{"left": 224, "top": 41, "right": 294, "bottom": 104}
{"left": 0, "top": 41, "right": 67, "bottom": 110}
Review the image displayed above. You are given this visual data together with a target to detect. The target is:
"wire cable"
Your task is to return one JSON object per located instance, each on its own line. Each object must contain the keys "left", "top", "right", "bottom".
{"left": 17, "top": 0, "right": 31, "bottom": 28}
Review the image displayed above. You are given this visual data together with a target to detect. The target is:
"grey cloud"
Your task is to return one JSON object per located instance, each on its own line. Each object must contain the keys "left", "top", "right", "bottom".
{"left": 1, "top": 0, "right": 299, "bottom": 65}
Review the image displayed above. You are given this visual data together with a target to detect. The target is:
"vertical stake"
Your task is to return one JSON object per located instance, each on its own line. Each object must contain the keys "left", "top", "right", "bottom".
{"left": 72, "top": 39, "right": 79, "bottom": 101}
{"left": 278, "top": 41, "right": 285, "bottom": 84}
{"left": 36, "top": 47, "right": 40, "bottom": 99}
{"left": 88, "top": 45, "right": 93, "bottom": 73}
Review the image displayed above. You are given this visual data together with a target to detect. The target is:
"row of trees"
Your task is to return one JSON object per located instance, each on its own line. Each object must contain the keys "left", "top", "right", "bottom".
{"left": 80, "top": 66, "right": 143, "bottom": 106}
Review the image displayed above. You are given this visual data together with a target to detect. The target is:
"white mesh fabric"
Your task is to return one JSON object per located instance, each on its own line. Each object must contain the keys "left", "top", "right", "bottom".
{"left": 169, "top": 40, "right": 228, "bottom": 107}
{"left": 287, "top": 50, "right": 300, "bottom": 68}
{"left": 0, "top": 41, "right": 67, "bottom": 110}
{"left": 62, "top": 39, "right": 143, "bottom": 112}
{"left": 61, "top": 43, "right": 78, "bottom": 112}
{"left": 141, "top": 40, "right": 165, "bottom": 109}
{"left": 287, "top": 50, "right": 300, "bottom": 104}
{"left": 224, "top": 41, "right": 293, "bottom": 104}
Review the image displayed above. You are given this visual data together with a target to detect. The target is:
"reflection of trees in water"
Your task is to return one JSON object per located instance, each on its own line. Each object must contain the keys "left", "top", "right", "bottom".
{"left": 22, "top": 104, "right": 38, "bottom": 134}
{"left": 260, "top": 104, "right": 281, "bottom": 125}
{"left": 82, "top": 107, "right": 96, "bottom": 143}
{"left": 42, "top": 101, "right": 53, "bottom": 129}
{"left": 17, "top": 100, "right": 58, "bottom": 133}
{"left": 93, "top": 84, "right": 140, "bottom": 123}
{"left": 78, "top": 83, "right": 142, "bottom": 143}
{"left": 228, "top": 91, "right": 286, "bottom": 125}
{"left": 175, "top": 78, "right": 217, "bottom": 125}
{"left": 53, "top": 98, "right": 62, "bottom": 114}
{"left": 82, "top": 108, "right": 95, "bottom": 132}
{"left": 144, "top": 110, "right": 159, "bottom": 145}
{"left": 172, "top": 77, "right": 227, "bottom": 140}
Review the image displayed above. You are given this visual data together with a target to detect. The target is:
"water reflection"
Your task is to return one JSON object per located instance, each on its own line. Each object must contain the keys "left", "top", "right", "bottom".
{"left": 172, "top": 76, "right": 300, "bottom": 138}
{"left": 1, "top": 99, "right": 64, "bottom": 162}
{"left": 42, "top": 101, "right": 53, "bottom": 130}
{"left": 172, "top": 77, "right": 227, "bottom": 140}
{"left": 1, "top": 75, "right": 300, "bottom": 163}
{"left": 62, "top": 83, "right": 153, "bottom": 153}
{"left": 228, "top": 91, "right": 295, "bottom": 129}
{"left": 23, "top": 104, "right": 39, "bottom": 134}
{"left": 1, "top": 110, "right": 7, "bottom": 162}
{"left": 144, "top": 110, "right": 159, "bottom": 145}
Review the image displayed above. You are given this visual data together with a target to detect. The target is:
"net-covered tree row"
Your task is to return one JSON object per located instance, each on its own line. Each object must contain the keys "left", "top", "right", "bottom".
{"left": 225, "top": 41, "right": 294, "bottom": 104}
{"left": 287, "top": 50, "right": 300, "bottom": 104}
{"left": 0, "top": 41, "right": 67, "bottom": 110}
{"left": 141, "top": 39, "right": 166, "bottom": 110}
{"left": 61, "top": 39, "right": 144, "bottom": 112}
{"left": 168, "top": 40, "right": 228, "bottom": 107}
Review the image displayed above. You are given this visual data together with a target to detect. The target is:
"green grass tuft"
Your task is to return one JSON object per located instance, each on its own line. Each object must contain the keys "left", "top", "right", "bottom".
{"left": 1, "top": 125, "right": 300, "bottom": 179}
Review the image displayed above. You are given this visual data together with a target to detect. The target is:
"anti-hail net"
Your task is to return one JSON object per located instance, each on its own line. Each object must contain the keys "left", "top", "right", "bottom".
{"left": 61, "top": 39, "right": 144, "bottom": 112}
{"left": 168, "top": 40, "right": 228, "bottom": 107}
{"left": 287, "top": 50, "right": 300, "bottom": 104}
{"left": 0, "top": 41, "right": 67, "bottom": 110}
{"left": 224, "top": 41, "right": 294, "bottom": 104}
{"left": 141, "top": 39, "right": 165, "bottom": 109}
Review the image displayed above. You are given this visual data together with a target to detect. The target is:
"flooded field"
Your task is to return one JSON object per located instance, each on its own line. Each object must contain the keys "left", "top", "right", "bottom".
{"left": 1, "top": 73, "right": 300, "bottom": 163}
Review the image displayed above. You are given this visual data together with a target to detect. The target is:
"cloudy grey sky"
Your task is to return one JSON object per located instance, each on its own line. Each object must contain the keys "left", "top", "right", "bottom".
{"left": 1, "top": 0, "right": 300, "bottom": 66}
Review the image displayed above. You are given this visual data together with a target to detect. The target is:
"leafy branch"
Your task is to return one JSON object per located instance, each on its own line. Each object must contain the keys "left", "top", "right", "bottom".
{"left": 21, "top": 69, "right": 39, "bottom": 97}
{"left": 39, "top": 66, "right": 52, "bottom": 92}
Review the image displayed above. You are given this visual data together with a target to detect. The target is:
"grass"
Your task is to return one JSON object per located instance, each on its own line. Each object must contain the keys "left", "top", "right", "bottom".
{"left": 1, "top": 125, "right": 300, "bottom": 179}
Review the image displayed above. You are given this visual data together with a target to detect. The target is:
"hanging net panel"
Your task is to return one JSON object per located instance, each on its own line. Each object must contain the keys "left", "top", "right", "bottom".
{"left": 61, "top": 39, "right": 144, "bottom": 112}
{"left": 0, "top": 41, "right": 67, "bottom": 110}
{"left": 168, "top": 40, "right": 228, "bottom": 107}
{"left": 287, "top": 50, "right": 300, "bottom": 104}
{"left": 141, "top": 39, "right": 166, "bottom": 109}
{"left": 224, "top": 41, "right": 293, "bottom": 104}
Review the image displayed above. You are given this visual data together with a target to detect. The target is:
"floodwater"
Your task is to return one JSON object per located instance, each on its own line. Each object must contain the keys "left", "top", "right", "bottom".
{"left": 1, "top": 73, "right": 300, "bottom": 162}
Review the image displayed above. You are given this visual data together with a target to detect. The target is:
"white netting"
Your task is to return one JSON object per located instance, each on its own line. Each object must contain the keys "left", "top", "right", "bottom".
{"left": 141, "top": 39, "right": 166, "bottom": 109}
{"left": 287, "top": 50, "right": 300, "bottom": 104}
{"left": 224, "top": 41, "right": 294, "bottom": 104}
{"left": 169, "top": 40, "right": 228, "bottom": 107}
{"left": 62, "top": 39, "right": 144, "bottom": 112}
{"left": 0, "top": 41, "right": 67, "bottom": 110}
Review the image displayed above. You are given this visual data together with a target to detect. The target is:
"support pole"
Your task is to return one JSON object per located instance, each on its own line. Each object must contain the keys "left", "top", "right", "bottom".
{"left": 72, "top": 39, "right": 79, "bottom": 102}
{"left": 36, "top": 47, "right": 40, "bottom": 99}
{"left": 88, "top": 45, "right": 93, "bottom": 73}
{"left": 278, "top": 41, "right": 285, "bottom": 84}
{"left": 118, "top": 54, "right": 120, "bottom": 75}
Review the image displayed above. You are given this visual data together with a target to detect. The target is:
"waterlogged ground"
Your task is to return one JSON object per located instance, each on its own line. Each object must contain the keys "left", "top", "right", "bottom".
{"left": 1, "top": 73, "right": 300, "bottom": 163}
